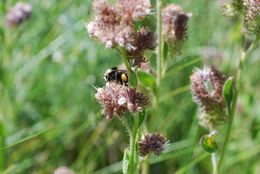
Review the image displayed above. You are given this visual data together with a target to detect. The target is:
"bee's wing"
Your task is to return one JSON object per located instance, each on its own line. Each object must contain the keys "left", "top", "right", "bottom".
{"left": 117, "top": 69, "right": 128, "bottom": 74}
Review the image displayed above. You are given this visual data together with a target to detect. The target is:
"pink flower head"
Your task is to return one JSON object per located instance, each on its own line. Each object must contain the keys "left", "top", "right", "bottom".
{"left": 95, "top": 82, "right": 128, "bottom": 118}
{"left": 6, "top": 2, "right": 32, "bottom": 27}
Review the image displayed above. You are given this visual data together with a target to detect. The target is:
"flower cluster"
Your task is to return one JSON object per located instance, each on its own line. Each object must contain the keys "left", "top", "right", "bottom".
{"left": 87, "top": 0, "right": 156, "bottom": 66}
{"left": 162, "top": 4, "right": 191, "bottom": 53}
{"left": 139, "top": 133, "right": 167, "bottom": 157}
{"left": 243, "top": 0, "right": 260, "bottom": 36}
{"left": 221, "top": 0, "right": 259, "bottom": 36}
{"left": 95, "top": 82, "right": 150, "bottom": 119}
{"left": 86, "top": 0, "right": 151, "bottom": 49}
{"left": 190, "top": 67, "right": 228, "bottom": 129}
{"left": 6, "top": 2, "right": 32, "bottom": 27}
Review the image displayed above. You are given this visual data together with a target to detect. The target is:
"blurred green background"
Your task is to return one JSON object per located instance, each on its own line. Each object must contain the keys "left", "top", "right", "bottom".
{"left": 0, "top": 0, "right": 259, "bottom": 173}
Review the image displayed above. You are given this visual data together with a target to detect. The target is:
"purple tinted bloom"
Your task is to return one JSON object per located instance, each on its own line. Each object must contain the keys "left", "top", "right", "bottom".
{"left": 190, "top": 67, "right": 228, "bottom": 129}
{"left": 6, "top": 2, "right": 32, "bottom": 27}
{"left": 139, "top": 133, "right": 167, "bottom": 157}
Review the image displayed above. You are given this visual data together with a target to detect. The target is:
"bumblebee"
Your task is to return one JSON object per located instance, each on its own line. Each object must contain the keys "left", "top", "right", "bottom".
{"left": 104, "top": 67, "right": 128, "bottom": 85}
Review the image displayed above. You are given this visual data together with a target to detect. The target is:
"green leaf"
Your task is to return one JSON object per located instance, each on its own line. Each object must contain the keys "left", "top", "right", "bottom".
{"left": 126, "top": 113, "right": 135, "bottom": 129}
{"left": 129, "top": 71, "right": 138, "bottom": 88}
{"left": 163, "top": 42, "right": 168, "bottom": 60}
{"left": 136, "top": 70, "right": 156, "bottom": 90}
{"left": 122, "top": 149, "right": 129, "bottom": 174}
{"left": 138, "top": 111, "right": 146, "bottom": 128}
{"left": 222, "top": 78, "right": 234, "bottom": 110}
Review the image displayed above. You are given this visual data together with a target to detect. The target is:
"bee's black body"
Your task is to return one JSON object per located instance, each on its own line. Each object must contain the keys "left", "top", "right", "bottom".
{"left": 104, "top": 67, "right": 128, "bottom": 85}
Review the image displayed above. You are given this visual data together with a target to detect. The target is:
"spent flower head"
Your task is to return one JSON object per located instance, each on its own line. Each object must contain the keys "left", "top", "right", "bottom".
{"left": 6, "top": 2, "right": 32, "bottom": 27}
{"left": 139, "top": 133, "right": 167, "bottom": 157}
{"left": 190, "top": 67, "right": 228, "bottom": 129}
{"left": 162, "top": 4, "right": 191, "bottom": 53}
{"left": 127, "top": 27, "right": 157, "bottom": 66}
{"left": 123, "top": 88, "right": 150, "bottom": 112}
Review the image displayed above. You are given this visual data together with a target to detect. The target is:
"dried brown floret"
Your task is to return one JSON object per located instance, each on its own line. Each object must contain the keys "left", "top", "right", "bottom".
{"left": 123, "top": 88, "right": 150, "bottom": 112}
{"left": 162, "top": 4, "right": 190, "bottom": 42}
{"left": 162, "top": 4, "right": 190, "bottom": 53}
{"left": 139, "top": 133, "right": 167, "bottom": 157}
{"left": 127, "top": 27, "right": 157, "bottom": 66}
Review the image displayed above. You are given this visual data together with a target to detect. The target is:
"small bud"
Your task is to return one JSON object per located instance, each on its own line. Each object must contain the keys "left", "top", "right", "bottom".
{"left": 200, "top": 131, "right": 218, "bottom": 153}
{"left": 6, "top": 2, "right": 32, "bottom": 27}
{"left": 190, "top": 67, "right": 228, "bottom": 129}
{"left": 222, "top": 3, "right": 236, "bottom": 17}
{"left": 139, "top": 133, "right": 167, "bottom": 157}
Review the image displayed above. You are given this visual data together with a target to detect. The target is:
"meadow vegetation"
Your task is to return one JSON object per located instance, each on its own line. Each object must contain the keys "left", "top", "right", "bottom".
{"left": 0, "top": 0, "right": 259, "bottom": 173}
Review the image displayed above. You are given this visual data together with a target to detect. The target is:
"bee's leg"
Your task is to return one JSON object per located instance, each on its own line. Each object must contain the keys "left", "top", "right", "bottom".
{"left": 119, "top": 79, "right": 123, "bottom": 85}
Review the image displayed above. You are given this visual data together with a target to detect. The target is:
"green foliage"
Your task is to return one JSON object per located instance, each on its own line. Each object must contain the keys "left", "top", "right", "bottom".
{"left": 129, "top": 72, "right": 138, "bottom": 88}
{"left": 122, "top": 149, "right": 129, "bottom": 174}
{"left": 163, "top": 42, "right": 168, "bottom": 60}
{"left": 137, "top": 70, "right": 156, "bottom": 91}
{"left": 223, "top": 78, "right": 234, "bottom": 111}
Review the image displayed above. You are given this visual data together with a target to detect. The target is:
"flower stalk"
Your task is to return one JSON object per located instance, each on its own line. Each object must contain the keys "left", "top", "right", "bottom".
{"left": 119, "top": 47, "right": 132, "bottom": 74}
{"left": 211, "top": 153, "right": 218, "bottom": 174}
{"left": 217, "top": 47, "right": 247, "bottom": 170}
{"left": 156, "top": 0, "right": 163, "bottom": 88}
{"left": 88, "top": 1, "right": 169, "bottom": 173}
{"left": 128, "top": 115, "right": 139, "bottom": 174}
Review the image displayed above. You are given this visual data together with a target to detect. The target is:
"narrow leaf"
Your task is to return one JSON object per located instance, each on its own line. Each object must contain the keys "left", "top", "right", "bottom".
{"left": 122, "top": 149, "right": 129, "bottom": 174}
{"left": 163, "top": 42, "right": 168, "bottom": 60}
{"left": 138, "top": 111, "right": 146, "bottom": 128}
{"left": 222, "top": 78, "right": 234, "bottom": 110}
{"left": 129, "top": 71, "right": 138, "bottom": 88}
{"left": 136, "top": 71, "right": 156, "bottom": 90}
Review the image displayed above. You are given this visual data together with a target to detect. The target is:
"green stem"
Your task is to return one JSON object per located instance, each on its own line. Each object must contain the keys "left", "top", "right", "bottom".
{"left": 141, "top": 156, "right": 149, "bottom": 174}
{"left": 156, "top": 0, "right": 163, "bottom": 88}
{"left": 118, "top": 47, "right": 138, "bottom": 88}
{"left": 118, "top": 116, "right": 132, "bottom": 136}
{"left": 211, "top": 153, "right": 218, "bottom": 174}
{"left": 128, "top": 116, "right": 139, "bottom": 174}
{"left": 118, "top": 47, "right": 132, "bottom": 73}
{"left": 217, "top": 50, "right": 246, "bottom": 170}
{"left": 1, "top": 0, "right": 6, "bottom": 14}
